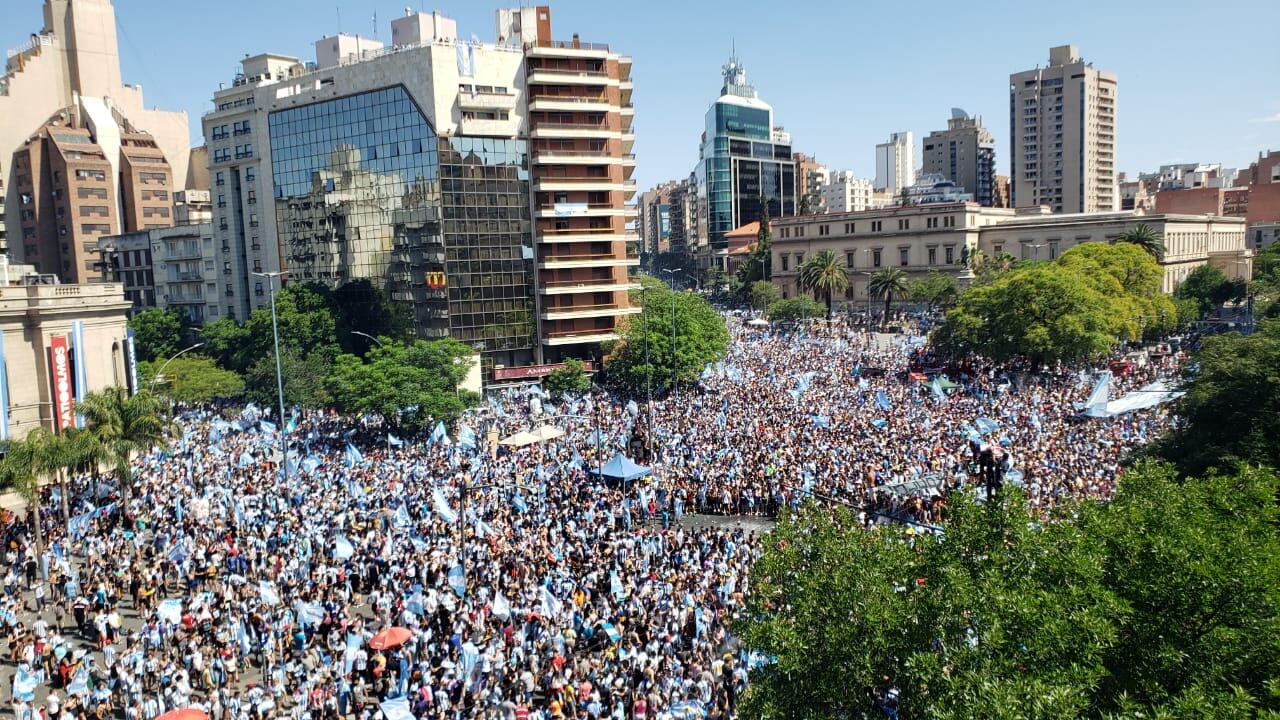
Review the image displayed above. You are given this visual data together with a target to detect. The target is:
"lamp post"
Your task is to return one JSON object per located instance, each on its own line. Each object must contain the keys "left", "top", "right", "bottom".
{"left": 149, "top": 342, "right": 205, "bottom": 393}
{"left": 351, "top": 330, "right": 386, "bottom": 349}
{"left": 641, "top": 284, "right": 653, "bottom": 452}
{"left": 660, "top": 268, "right": 679, "bottom": 402}
{"left": 252, "top": 271, "right": 290, "bottom": 478}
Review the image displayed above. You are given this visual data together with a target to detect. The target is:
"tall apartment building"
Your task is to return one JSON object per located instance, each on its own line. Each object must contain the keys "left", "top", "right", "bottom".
{"left": 203, "top": 6, "right": 636, "bottom": 373}
{"left": 13, "top": 102, "right": 175, "bottom": 284}
{"left": 922, "top": 109, "right": 996, "bottom": 206}
{"left": 793, "top": 153, "right": 827, "bottom": 214}
{"left": 1, "top": 0, "right": 190, "bottom": 262}
{"left": 524, "top": 22, "right": 640, "bottom": 359}
{"left": 638, "top": 181, "right": 681, "bottom": 257}
{"left": 822, "top": 171, "right": 875, "bottom": 213}
{"left": 1010, "top": 45, "right": 1117, "bottom": 213}
{"left": 98, "top": 223, "right": 217, "bottom": 323}
{"left": 874, "top": 132, "right": 915, "bottom": 193}
{"left": 695, "top": 55, "right": 796, "bottom": 271}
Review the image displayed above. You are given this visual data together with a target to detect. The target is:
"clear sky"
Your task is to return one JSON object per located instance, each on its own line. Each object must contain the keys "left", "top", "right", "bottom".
{"left": 4, "top": 0, "right": 1278, "bottom": 191}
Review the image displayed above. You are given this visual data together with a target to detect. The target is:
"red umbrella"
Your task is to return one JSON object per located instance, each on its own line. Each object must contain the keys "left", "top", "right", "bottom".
{"left": 158, "top": 710, "right": 208, "bottom": 720}
{"left": 368, "top": 626, "right": 413, "bottom": 650}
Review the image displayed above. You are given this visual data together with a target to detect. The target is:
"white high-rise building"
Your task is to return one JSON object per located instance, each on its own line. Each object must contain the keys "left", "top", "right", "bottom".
{"left": 1009, "top": 45, "right": 1117, "bottom": 213}
{"left": 822, "top": 171, "right": 875, "bottom": 213}
{"left": 874, "top": 131, "right": 915, "bottom": 193}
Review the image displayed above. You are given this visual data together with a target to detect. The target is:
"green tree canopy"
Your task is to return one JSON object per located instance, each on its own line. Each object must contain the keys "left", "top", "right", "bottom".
{"left": 140, "top": 355, "right": 245, "bottom": 404}
{"left": 1150, "top": 319, "right": 1280, "bottom": 476}
{"left": 1174, "top": 264, "right": 1239, "bottom": 319}
{"left": 544, "top": 358, "right": 591, "bottom": 398}
{"left": 766, "top": 296, "right": 824, "bottom": 323}
{"left": 78, "top": 387, "right": 173, "bottom": 502}
{"left": 606, "top": 278, "right": 729, "bottom": 393}
{"left": 1117, "top": 222, "right": 1166, "bottom": 261}
{"left": 326, "top": 338, "right": 480, "bottom": 433}
{"left": 332, "top": 279, "right": 414, "bottom": 356}
{"left": 737, "top": 461, "right": 1280, "bottom": 719}
{"left": 797, "top": 250, "right": 849, "bottom": 319}
{"left": 907, "top": 271, "right": 959, "bottom": 313}
{"left": 128, "top": 308, "right": 186, "bottom": 362}
{"left": 749, "top": 280, "right": 781, "bottom": 312}
{"left": 868, "top": 267, "right": 910, "bottom": 326}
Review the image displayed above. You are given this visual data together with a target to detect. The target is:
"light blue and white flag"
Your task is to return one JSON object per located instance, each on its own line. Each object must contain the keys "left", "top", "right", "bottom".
{"left": 875, "top": 390, "right": 892, "bottom": 411}
{"left": 871, "top": 418, "right": 888, "bottom": 430}
{"left": 387, "top": 434, "right": 404, "bottom": 448}
{"left": 457, "top": 423, "right": 476, "bottom": 449}
{"left": 430, "top": 421, "right": 451, "bottom": 446}
{"left": 974, "top": 417, "right": 1000, "bottom": 435}
{"left": 238, "top": 452, "right": 255, "bottom": 468}
{"left": 811, "top": 415, "right": 830, "bottom": 429}
{"left": 12, "top": 666, "right": 39, "bottom": 701}
{"left": 602, "top": 622, "right": 622, "bottom": 643}
{"left": 393, "top": 504, "right": 411, "bottom": 530}
{"left": 492, "top": 591, "right": 511, "bottom": 621}
{"left": 258, "top": 581, "right": 281, "bottom": 606}
{"left": 447, "top": 564, "right": 466, "bottom": 597}
{"left": 156, "top": 598, "right": 183, "bottom": 624}
{"left": 931, "top": 377, "right": 946, "bottom": 402}
{"left": 432, "top": 487, "right": 458, "bottom": 523}
{"left": 540, "top": 585, "right": 563, "bottom": 618}
{"left": 334, "top": 535, "right": 355, "bottom": 560}
{"left": 379, "top": 697, "right": 414, "bottom": 720}
{"left": 344, "top": 443, "right": 364, "bottom": 467}
{"left": 511, "top": 493, "right": 528, "bottom": 513}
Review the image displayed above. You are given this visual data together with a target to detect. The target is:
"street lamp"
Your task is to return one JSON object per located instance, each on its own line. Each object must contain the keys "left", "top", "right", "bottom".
{"left": 252, "top": 271, "right": 290, "bottom": 479}
{"left": 641, "top": 284, "right": 653, "bottom": 449}
{"left": 149, "top": 342, "right": 205, "bottom": 393}
{"left": 660, "top": 268, "right": 680, "bottom": 401}
{"left": 351, "top": 330, "right": 386, "bottom": 349}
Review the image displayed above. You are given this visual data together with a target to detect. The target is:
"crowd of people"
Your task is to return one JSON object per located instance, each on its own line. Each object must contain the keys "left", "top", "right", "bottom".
{"left": 0, "top": 314, "right": 1179, "bottom": 720}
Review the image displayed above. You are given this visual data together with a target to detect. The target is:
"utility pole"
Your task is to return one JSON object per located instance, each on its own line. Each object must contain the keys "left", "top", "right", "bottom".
{"left": 253, "top": 271, "right": 289, "bottom": 479}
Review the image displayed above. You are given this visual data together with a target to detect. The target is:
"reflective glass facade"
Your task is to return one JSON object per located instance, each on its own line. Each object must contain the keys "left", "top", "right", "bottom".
{"left": 268, "top": 86, "right": 535, "bottom": 370}
{"left": 697, "top": 101, "right": 795, "bottom": 252}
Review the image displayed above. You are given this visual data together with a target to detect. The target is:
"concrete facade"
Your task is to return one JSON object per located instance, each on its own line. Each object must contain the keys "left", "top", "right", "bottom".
{"left": 822, "top": 171, "right": 875, "bottom": 213}
{"left": 1, "top": 0, "right": 190, "bottom": 263}
{"left": 874, "top": 132, "right": 915, "bottom": 193}
{"left": 0, "top": 281, "right": 132, "bottom": 441}
{"left": 1009, "top": 45, "right": 1117, "bottom": 213}
{"left": 770, "top": 205, "right": 1251, "bottom": 302}
{"left": 922, "top": 110, "right": 995, "bottom": 206}
{"left": 794, "top": 153, "right": 827, "bottom": 214}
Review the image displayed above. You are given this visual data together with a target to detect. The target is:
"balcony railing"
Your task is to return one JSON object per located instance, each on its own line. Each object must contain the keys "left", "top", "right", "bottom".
{"left": 540, "top": 278, "right": 621, "bottom": 288}
{"left": 529, "top": 95, "right": 609, "bottom": 104}
{"left": 535, "top": 122, "right": 612, "bottom": 130}
{"left": 544, "top": 302, "right": 623, "bottom": 312}
{"left": 530, "top": 40, "right": 611, "bottom": 51}
{"left": 541, "top": 253, "right": 620, "bottom": 263}
{"left": 538, "top": 227, "right": 617, "bottom": 237}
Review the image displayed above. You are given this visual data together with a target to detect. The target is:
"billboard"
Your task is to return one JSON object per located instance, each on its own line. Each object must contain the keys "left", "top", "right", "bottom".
{"left": 49, "top": 336, "right": 75, "bottom": 430}
{"left": 492, "top": 361, "right": 596, "bottom": 381}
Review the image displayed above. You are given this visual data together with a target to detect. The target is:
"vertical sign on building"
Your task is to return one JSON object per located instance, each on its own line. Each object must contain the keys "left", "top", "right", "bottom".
{"left": 71, "top": 321, "right": 88, "bottom": 427}
{"left": 124, "top": 328, "right": 139, "bottom": 396}
{"left": 49, "top": 336, "right": 75, "bottom": 430}
{"left": 0, "top": 328, "right": 9, "bottom": 442}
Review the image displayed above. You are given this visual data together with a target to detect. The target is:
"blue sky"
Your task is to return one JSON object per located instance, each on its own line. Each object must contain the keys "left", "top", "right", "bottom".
{"left": 4, "top": 0, "right": 1277, "bottom": 190}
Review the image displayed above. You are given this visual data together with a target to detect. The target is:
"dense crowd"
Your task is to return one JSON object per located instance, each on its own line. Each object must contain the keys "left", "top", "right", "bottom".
{"left": 0, "top": 315, "right": 1177, "bottom": 720}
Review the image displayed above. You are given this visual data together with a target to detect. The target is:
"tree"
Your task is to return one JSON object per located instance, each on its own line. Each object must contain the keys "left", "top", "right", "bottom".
{"left": 128, "top": 308, "right": 185, "bottom": 362}
{"left": 765, "top": 296, "right": 824, "bottom": 323}
{"left": 750, "top": 280, "right": 781, "bottom": 312}
{"left": 1175, "top": 264, "right": 1233, "bottom": 319}
{"left": 326, "top": 338, "right": 480, "bottom": 433}
{"left": 1056, "top": 243, "right": 1176, "bottom": 337}
{"left": 0, "top": 429, "right": 64, "bottom": 554}
{"left": 605, "top": 279, "right": 729, "bottom": 393}
{"left": 200, "top": 317, "right": 250, "bottom": 373}
{"left": 544, "top": 358, "right": 591, "bottom": 398}
{"left": 1149, "top": 319, "right": 1280, "bottom": 476}
{"left": 245, "top": 349, "right": 331, "bottom": 410}
{"left": 868, "top": 267, "right": 909, "bottom": 328}
{"left": 139, "top": 355, "right": 245, "bottom": 404}
{"left": 1117, "top": 222, "right": 1166, "bottom": 261}
{"left": 798, "top": 194, "right": 813, "bottom": 216}
{"left": 796, "top": 250, "right": 849, "bottom": 319}
{"left": 78, "top": 387, "right": 172, "bottom": 503}
{"left": 736, "top": 462, "right": 1280, "bottom": 719}
{"left": 333, "top": 279, "right": 413, "bottom": 356}
{"left": 907, "top": 271, "right": 959, "bottom": 313}
{"left": 932, "top": 264, "right": 1124, "bottom": 364}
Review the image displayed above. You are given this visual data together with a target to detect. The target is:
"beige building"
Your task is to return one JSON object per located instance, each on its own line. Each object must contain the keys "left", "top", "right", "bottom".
{"left": 1010, "top": 45, "right": 1117, "bottom": 214}
{"left": 0, "top": 281, "right": 132, "bottom": 441}
{"left": 1, "top": 0, "right": 190, "bottom": 262}
{"left": 771, "top": 204, "right": 1250, "bottom": 302}
{"left": 922, "top": 109, "right": 996, "bottom": 206}
{"left": 978, "top": 212, "right": 1250, "bottom": 293}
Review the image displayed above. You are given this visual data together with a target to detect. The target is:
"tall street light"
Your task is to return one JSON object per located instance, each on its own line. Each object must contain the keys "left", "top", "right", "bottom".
{"left": 641, "top": 284, "right": 653, "bottom": 454}
{"left": 253, "top": 271, "right": 290, "bottom": 479}
{"left": 660, "top": 268, "right": 680, "bottom": 402}
{"left": 149, "top": 342, "right": 206, "bottom": 393}
{"left": 351, "top": 330, "right": 386, "bottom": 349}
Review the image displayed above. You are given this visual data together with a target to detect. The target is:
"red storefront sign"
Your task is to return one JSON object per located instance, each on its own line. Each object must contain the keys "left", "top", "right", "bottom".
{"left": 492, "top": 361, "right": 596, "bottom": 381}
{"left": 49, "top": 335, "right": 75, "bottom": 430}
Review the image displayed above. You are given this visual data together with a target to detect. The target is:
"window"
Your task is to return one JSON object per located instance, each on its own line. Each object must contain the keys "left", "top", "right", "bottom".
{"left": 249, "top": 213, "right": 259, "bottom": 227}
{"left": 846, "top": 251, "right": 855, "bottom": 268}
{"left": 927, "top": 247, "right": 937, "bottom": 265}
{"left": 781, "top": 254, "right": 789, "bottom": 272}
{"left": 871, "top": 220, "right": 882, "bottom": 232}
{"left": 818, "top": 224, "right": 829, "bottom": 236}
{"left": 795, "top": 252, "right": 804, "bottom": 265}
{"left": 926, "top": 217, "right": 938, "bottom": 229}
{"left": 945, "top": 246, "right": 955, "bottom": 264}
{"left": 872, "top": 249, "right": 882, "bottom": 267}
{"left": 993, "top": 244, "right": 1003, "bottom": 255}
{"left": 898, "top": 219, "right": 909, "bottom": 231}
{"left": 217, "top": 194, "right": 227, "bottom": 208}
{"left": 844, "top": 222, "right": 855, "bottom": 234}
{"left": 216, "top": 172, "right": 225, "bottom": 186}
{"left": 944, "top": 215, "right": 956, "bottom": 228}
{"left": 244, "top": 168, "right": 256, "bottom": 183}
{"left": 899, "top": 248, "right": 909, "bottom": 266}
{"left": 255, "top": 282, "right": 264, "bottom": 296}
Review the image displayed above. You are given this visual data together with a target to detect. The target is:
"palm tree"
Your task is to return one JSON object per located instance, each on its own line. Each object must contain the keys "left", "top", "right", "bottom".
{"left": 868, "top": 267, "right": 910, "bottom": 329}
{"left": 0, "top": 429, "right": 63, "bottom": 555}
{"left": 1118, "top": 222, "right": 1166, "bottom": 261}
{"left": 79, "top": 387, "right": 173, "bottom": 503}
{"left": 796, "top": 250, "right": 850, "bottom": 320}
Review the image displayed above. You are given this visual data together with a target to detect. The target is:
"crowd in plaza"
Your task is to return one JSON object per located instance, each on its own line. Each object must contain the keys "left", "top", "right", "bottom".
{"left": 0, "top": 314, "right": 1179, "bottom": 720}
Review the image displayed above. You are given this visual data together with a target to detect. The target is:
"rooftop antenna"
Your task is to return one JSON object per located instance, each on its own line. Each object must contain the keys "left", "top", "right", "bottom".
{"left": 372, "top": 10, "right": 377, "bottom": 39}
{"left": 336, "top": 7, "right": 342, "bottom": 34}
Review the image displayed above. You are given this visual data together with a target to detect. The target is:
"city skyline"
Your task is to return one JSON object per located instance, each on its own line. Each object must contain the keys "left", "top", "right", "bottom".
{"left": 2, "top": 0, "right": 1277, "bottom": 193}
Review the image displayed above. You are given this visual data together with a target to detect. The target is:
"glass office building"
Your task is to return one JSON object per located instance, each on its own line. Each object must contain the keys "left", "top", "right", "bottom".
{"left": 269, "top": 85, "right": 535, "bottom": 370}
{"left": 696, "top": 57, "right": 795, "bottom": 263}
